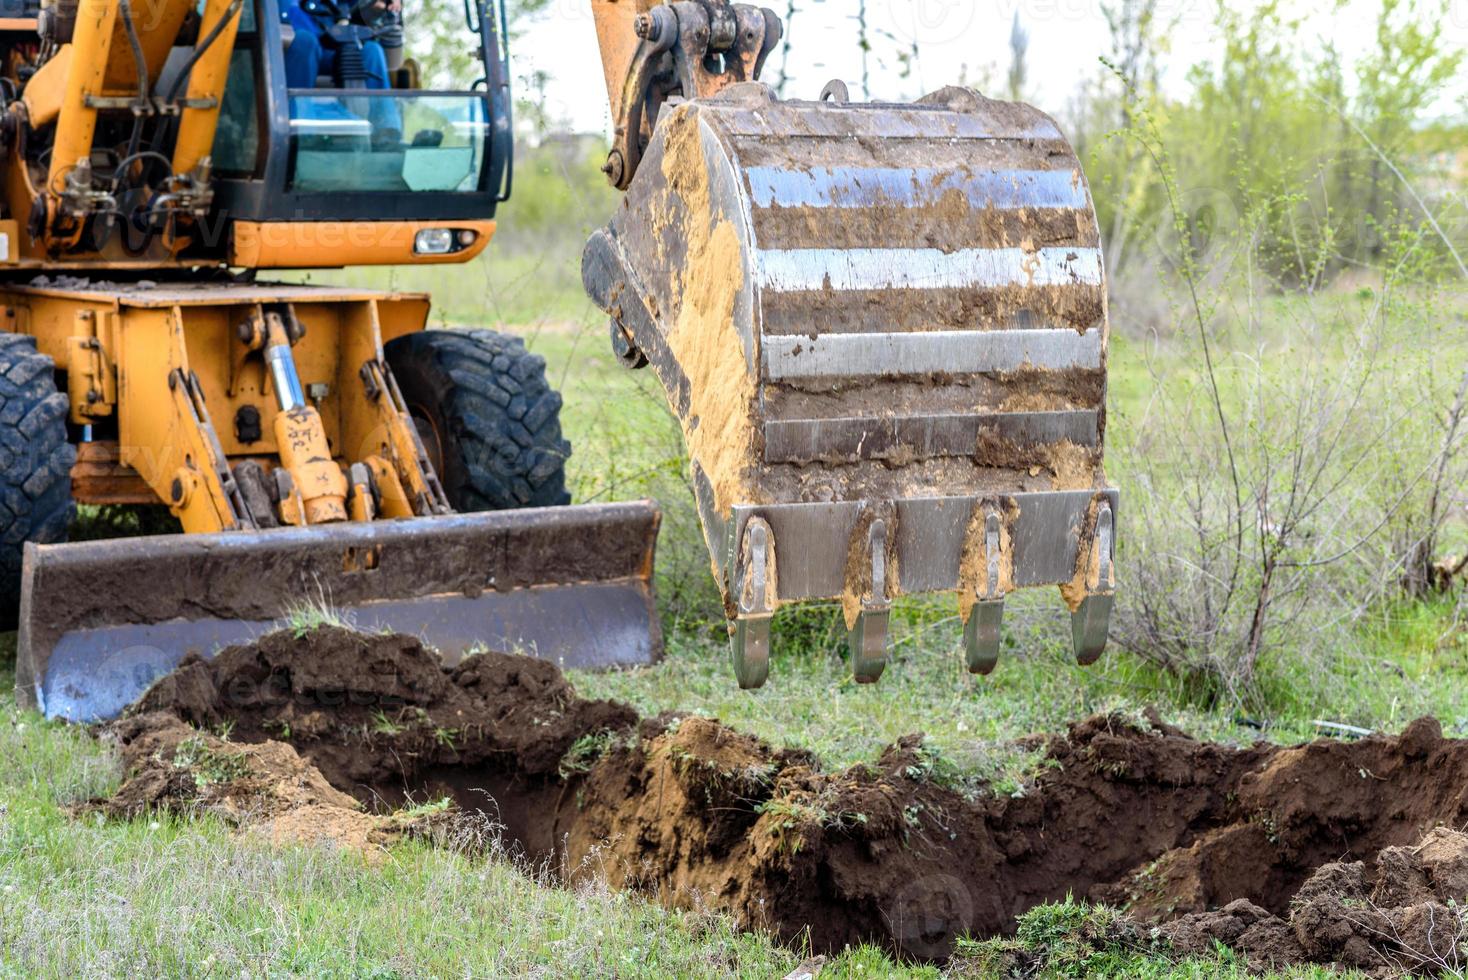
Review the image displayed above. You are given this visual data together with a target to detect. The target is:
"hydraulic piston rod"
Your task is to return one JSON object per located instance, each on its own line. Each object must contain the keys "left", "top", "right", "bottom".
{"left": 264, "top": 309, "right": 348, "bottom": 525}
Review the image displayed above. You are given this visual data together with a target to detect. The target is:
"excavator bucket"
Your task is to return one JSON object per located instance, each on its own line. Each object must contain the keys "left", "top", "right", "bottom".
{"left": 584, "top": 83, "right": 1117, "bottom": 687}
{"left": 16, "top": 502, "right": 661, "bottom": 722}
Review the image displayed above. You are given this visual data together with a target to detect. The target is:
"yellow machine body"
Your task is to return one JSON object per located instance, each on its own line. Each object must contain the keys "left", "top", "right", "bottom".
{"left": 6, "top": 0, "right": 1115, "bottom": 715}
{"left": 6, "top": 0, "right": 663, "bottom": 720}
{"left": 8, "top": 283, "right": 429, "bottom": 529}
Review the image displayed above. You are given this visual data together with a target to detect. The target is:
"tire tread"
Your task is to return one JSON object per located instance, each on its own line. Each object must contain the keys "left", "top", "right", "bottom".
{"left": 384, "top": 329, "right": 571, "bottom": 511}
{"left": 0, "top": 335, "right": 75, "bottom": 625}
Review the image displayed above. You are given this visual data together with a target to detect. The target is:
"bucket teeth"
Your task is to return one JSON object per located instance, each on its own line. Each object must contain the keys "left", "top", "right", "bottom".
{"left": 962, "top": 510, "right": 1007, "bottom": 674}
{"left": 845, "top": 613, "right": 886, "bottom": 680}
{"left": 731, "top": 615, "right": 771, "bottom": 690}
{"left": 1071, "top": 594, "right": 1114, "bottom": 666}
{"left": 849, "top": 607, "right": 890, "bottom": 683}
{"left": 848, "top": 518, "right": 891, "bottom": 684}
{"left": 964, "top": 600, "right": 1005, "bottom": 675}
{"left": 730, "top": 517, "right": 775, "bottom": 690}
{"left": 1069, "top": 503, "right": 1116, "bottom": 666}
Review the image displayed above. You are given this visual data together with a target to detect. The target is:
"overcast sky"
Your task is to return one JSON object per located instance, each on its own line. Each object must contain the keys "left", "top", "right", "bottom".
{"left": 510, "top": 0, "right": 1468, "bottom": 135}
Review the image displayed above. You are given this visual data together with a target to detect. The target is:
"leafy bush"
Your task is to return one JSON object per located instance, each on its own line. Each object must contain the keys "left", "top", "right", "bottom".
{"left": 1079, "top": 0, "right": 1465, "bottom": 304}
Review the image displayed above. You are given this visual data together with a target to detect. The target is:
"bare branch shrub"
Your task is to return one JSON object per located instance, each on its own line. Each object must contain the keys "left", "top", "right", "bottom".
{"left": 1328, "top": 104, "right": 1468, "bottom": 599}
{"left": 1383, "top": 346, "right": 1467, "bottom": 599}
{"left": 1109, "top": 105, "right": 1464, "bottom": 711}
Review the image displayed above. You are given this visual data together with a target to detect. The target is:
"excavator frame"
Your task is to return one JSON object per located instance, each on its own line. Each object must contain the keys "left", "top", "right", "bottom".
{"left": 6, "top": 0, "right": 661, "bottom": 720}
{"left": 8, "top": 0, "right": 1118, "bottom": 717}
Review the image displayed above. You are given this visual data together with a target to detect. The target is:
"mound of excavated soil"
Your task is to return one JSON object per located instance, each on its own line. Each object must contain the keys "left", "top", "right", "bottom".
{"left": 102, "top": 627, "right": 1468, "bottom": 972}
{"left": 1159, "top": 826, "right": 1468, "bottom": 975}
{"left": 129, "top": 627, "right": 636, "bottom": 856}
{"left": 87, "top": 712, "right": 452, "bottom": 857}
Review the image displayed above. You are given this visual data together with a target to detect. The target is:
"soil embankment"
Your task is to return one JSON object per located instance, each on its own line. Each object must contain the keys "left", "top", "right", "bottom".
{"left": 95, "top": 627, "right": 1468, "bottom": 972}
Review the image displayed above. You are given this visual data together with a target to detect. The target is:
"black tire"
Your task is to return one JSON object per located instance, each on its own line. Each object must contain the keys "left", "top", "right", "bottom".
{"left": 384, "top": 329, "right": 571, "bottom": 511}
{"left": 0, "top": 333, "right": 75, "bottom": 626}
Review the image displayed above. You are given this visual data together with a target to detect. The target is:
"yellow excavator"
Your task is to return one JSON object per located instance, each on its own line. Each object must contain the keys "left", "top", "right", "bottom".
{"left": 6, "top": 0, "right": 1116, "bottom": 721}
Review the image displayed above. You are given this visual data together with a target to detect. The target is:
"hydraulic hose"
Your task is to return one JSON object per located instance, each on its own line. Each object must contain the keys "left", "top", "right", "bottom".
{"left": 163, "top": 0, "right": 245, "bottom": 109}
{"left": 116, "top": 0, "right": 150, "bottom": 204}
{"left": 149, "top": 0, "right": 245, "bottom": 160}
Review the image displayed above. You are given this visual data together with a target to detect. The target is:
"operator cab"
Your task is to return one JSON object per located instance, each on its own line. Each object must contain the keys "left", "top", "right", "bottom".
{"left": 210, "top": 0, "right": 512, "bottom": 260}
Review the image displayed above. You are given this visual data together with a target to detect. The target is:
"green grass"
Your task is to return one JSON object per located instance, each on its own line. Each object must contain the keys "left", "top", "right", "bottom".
{"left": 0, "top": 641, "right": 929, "bottom": 979}
{"left": 10, "top": 138, "right": 1467, "bottom": 975}
{"left": 950, "top": 899, "right": 1363, "bottom": 979}
{"left": 283, "top": 589, "right": 352, "bottom": 637}
{"left": 571, "top": 591, "right": 1468, "bottom": 782}
{"left": 0, "top": 639, "right": 1340, "bottom": 979}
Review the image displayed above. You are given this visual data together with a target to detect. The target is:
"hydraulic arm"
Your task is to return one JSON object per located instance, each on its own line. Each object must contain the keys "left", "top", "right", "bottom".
{"left": 582, "top": 2, "right": 1119, "bottom": 687}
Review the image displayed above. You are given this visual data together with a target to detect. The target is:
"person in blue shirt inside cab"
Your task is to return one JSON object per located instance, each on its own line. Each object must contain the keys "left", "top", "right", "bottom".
{"left": 283, "top": 0, "right": 403, "bottom": 142}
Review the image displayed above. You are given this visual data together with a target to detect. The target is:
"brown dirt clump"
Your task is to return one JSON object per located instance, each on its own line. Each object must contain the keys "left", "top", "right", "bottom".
{"left": 135, "top": 628, "right": 636, "bottom": 784}
{"left": 83, "top": 711, "right": 447, "bottom": 858}
{"left": 98, "top": 629, "right": 1468, "bottom": 970}
{"left": 1160, "top": 826, "right": 1468, "bottom": 975}
{"left": 129, "top": 627, "right": 637, "bottom": 854}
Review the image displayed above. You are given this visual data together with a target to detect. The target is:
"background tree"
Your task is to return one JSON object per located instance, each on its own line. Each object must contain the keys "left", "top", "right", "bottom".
{"left": 405, "top": 0, "right": 552, "bottom": 89}
{"left": 1007, "top": 11, "right": 1028, "bottom": 102}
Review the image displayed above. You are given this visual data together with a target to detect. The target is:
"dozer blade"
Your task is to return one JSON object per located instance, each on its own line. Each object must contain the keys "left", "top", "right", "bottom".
{"left": 17, "top": 502, "right": 661, "bottom": 721}
{"left": 584, "top": 83, "right": 1118, "bottom": 684}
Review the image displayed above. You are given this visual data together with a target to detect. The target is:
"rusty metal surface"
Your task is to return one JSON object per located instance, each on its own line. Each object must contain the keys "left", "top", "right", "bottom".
{"left": 763, "top": 410, "right": 1099, "bottom": 465}
{"left": 720, "top": 490, "right": 1118, "bottom": 603}
{"left": 70, "top": 440, "right": 156, "bottom": 505}
{"left": 18, "top": 501, "right": 662, "bottom": 721}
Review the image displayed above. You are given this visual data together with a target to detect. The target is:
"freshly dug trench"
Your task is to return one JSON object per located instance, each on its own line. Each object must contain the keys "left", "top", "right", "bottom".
{"left": 129, "top": 627, "right": 636, "bottom": 857}
{"left": 108, "top": 628, "right": 1468, "bottom": 972}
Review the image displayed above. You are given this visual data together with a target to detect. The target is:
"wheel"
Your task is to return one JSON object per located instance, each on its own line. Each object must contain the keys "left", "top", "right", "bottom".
{"left": 0, "top": 333, "right": 75, "bottom": 626}
{"left": 384, "top": 328, "right": 571, "bottom": 511}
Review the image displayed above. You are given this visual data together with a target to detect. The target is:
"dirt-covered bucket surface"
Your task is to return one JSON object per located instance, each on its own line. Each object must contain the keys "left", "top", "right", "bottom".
{"left": 90, "top": 627, "right": 1468, "bottom": 974}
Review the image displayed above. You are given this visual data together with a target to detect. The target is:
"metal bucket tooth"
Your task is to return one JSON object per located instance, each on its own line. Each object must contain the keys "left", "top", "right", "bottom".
{"left": 731, "top": 615, "right": 771, "bottom": 690}
{"left": 962, "top": 510, "right": 1008, "bottom": 674}
{"left": 847, "top": 517, "right": 891, "bottom": 684}
{"left": 849, "top": 608, "right": 890, "bottom": 683}
{"left": 1071, "top": 594, "right": 1115, "bottom": 667}
{"left": 964, "top": 600, "right": 1005, "bottom": 675}
{"left": 1068, "top": 503, "right": 1116, "bottom": 666}
{"left": 730, "top": 516, "right": 775, "bottom": 690}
